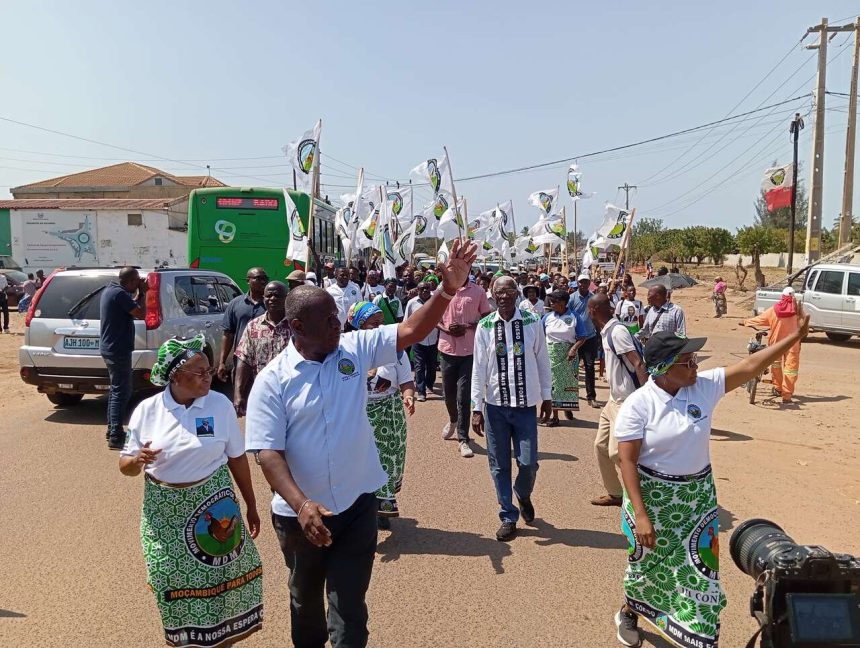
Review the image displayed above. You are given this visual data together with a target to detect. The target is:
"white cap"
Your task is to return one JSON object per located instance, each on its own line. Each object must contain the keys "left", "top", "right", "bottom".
{"left": 782, "top": 286, "right": 795, "bottom": 296}
{"left": 577, "top": 273, "right": 590, "bottom": 282}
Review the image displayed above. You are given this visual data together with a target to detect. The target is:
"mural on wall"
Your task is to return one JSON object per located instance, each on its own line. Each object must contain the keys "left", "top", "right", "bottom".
{"left": 20, "top": 211, "right": 99, "bottom": 267}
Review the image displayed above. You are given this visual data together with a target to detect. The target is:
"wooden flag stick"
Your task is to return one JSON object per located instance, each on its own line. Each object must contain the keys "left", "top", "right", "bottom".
{"left": 561, "top": 206, "right": 568, "bottom": 276}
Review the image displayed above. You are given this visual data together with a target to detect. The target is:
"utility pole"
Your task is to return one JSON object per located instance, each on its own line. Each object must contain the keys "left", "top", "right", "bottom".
{"left": 805, "top": 18, "right": 856, "bottom": 261}
{"left": 788, "top": 113, "right": 804, "bottom": 275}
{"left": 617, "top": 182, "right": 637, "bottom": 211}
{"left": 839, "top": 17, "right": 860, "bottom": 247}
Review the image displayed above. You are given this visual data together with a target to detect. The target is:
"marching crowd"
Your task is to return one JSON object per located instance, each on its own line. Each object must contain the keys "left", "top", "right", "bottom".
{"left": 102, "top": 243, "right": 809, "bottom": 648}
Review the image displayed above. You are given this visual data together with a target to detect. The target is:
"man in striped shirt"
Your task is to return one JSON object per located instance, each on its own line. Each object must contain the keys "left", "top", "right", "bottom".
{"left": 638, "top": 285, "right": 687, "bottom": 343}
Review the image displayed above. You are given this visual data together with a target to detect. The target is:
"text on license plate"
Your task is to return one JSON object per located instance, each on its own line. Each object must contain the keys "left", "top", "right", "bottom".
{"left": 63, "top": 337, "right": 100, "bottom": 350}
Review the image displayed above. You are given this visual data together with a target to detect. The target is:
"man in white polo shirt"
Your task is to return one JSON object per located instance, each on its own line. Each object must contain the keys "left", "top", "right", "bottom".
{"left": 587, "top": 293, "right": 647, "bottom": 507}
{"left": 325, "top": 265, "right": 362, "bottom": 330}
{"left": 246, "top": 240, "right": 477, "bottom": 648}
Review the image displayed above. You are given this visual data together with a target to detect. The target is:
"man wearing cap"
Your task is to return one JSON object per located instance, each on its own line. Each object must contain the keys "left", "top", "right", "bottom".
{"left": 246, "top": 240, "right": 478, "bottom": 648}
{"left": 322, "top": 262, "right": 336, "bottom": 288}
{"left": 570, "top": 274, "right": 601, "bottom": 407}
{"left": 362, "top": 270, "right": 384, "bottom": 301}
{"left": 286, "top": 270, "right": 306, "bottom": 292}
{"left": 373, "top": 278, "right": 403, "bottom": 325}
{"left": 326, "top": 266, "right": 362, "bottom": 331}
{"left": 611, "top": 310, "right": 810, "bottom": 648}
{"left": 587, "top": 294, "right": 647, "bottom": 508}
{"left": 638, "top": 285, "right": 686, "bottom": 343}
{"left": 743, "top": 286, "right": 802, "bottom": 404}
{"left": 233, "top": 281, "right": 290, "bottom": 417}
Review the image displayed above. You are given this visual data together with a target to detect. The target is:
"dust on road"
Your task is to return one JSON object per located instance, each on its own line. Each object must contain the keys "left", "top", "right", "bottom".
{"left": 1, "top": 279, "right": 858, "bottom": 647}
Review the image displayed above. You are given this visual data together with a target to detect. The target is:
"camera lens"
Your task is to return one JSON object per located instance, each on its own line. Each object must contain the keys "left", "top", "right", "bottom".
{"left": 730, "top": 518, "right": 798, "bottom": 579}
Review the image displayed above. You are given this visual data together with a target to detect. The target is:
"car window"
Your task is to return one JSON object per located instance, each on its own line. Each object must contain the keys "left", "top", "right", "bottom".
{"left": 173, "top": 277, "right": 197, "bottom": 315}
{"left": 216, "top": 281, "right": 242, "bottom": 309}
{"left": 815, "top": 271, "right": 845, "bottom": 295}
{"left": 805, "top": 270, "right": 818, "bottom": 291}
{"left": 33, "top": 275, "right": 114, "bottom": 319}
{"left": 192, "top": 277, "right": 222, "bottom": 314}
{"left": 848, "top": 273, "right": 860, "bottom": 297}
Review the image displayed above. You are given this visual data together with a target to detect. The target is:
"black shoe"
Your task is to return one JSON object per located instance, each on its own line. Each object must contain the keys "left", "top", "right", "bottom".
{"left": 517, "top": 496, "right": 535, "bottom": 525}
{"left": 615, "top": 607, "right": 641, "bottom": 646}
{"left": 496, "top": 522, "right": 517, "bottom": 542}
{"left": 377, "top": 515, "right": 391, "bottom": 530}
{"left": 105, "top": 430, "right": 111, "bottom": 441}
{"left": 107, "top": 435, "right": 124, "bottom": 450}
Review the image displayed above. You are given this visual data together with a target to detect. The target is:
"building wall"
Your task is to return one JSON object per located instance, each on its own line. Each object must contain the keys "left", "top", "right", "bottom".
{"left": 12, "top": 185, "right": 195, "bottom": 200}
{"left": 10, "top": 208, "right": 187, "bottom": 273}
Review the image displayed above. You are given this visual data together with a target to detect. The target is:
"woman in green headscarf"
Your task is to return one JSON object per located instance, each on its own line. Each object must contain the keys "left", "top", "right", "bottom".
{"left": 119, "top": 335, "right": 263, "bottom": 647}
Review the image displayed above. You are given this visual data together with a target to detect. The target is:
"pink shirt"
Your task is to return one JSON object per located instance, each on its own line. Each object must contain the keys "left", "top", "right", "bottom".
{"left": 438, "top": 283, "right": 492, "bottom": 356}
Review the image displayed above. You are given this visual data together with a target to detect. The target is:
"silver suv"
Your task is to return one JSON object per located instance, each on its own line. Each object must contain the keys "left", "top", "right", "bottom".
{"left": 19, "top": 267, "right": 242, "bottom": 406}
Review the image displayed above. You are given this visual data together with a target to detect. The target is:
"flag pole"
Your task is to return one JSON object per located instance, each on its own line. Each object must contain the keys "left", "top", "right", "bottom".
{"left": 573, "top": 201, "right": 578, "bottom": 274}
{"left": 307, "top": 119, "right": 322, "bottom": 275}
{"left": 561, "top": 206, "right": 568, "bottom": 276}
{"left": 610, "top": 207, "right": 636, "bottom": 284}
{"left": 442, "top": 146, "right": 463, "bottom": 242}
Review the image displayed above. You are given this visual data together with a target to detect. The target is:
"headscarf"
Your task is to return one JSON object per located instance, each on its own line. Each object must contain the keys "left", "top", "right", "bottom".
{"left": 150, "top": 334, "right": 206, "bottom": 386}
{"left": 647, "top": 354, "right": 680, "bottom": 377}
{"left": 774, "top": 286, "right": 797, "bottom": 318}
{"left": 424, "top": 274, "right": 439, "bottom": 285}
{"left": 348, "top": 301, "right": 382, "bottom": 329}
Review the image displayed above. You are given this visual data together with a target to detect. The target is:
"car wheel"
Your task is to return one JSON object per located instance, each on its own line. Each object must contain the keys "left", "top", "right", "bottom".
{"left": 47, "top": 393, "right": 84, "bottom": 407}
{"left": 825, "top": 332, "right": 852, "bottom": 343}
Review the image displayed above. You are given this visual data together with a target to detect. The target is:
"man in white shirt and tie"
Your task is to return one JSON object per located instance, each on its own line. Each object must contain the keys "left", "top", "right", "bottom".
{"left": 246, "top": 240, "right": 478, "bottom": 648}
{"left": 471, "top": 276, "right": 552, "bottom": 542}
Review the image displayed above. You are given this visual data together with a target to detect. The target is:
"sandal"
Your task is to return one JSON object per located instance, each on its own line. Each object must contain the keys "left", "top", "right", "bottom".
{"left": 545, "top": 419, "right": 559, "bottom": 428}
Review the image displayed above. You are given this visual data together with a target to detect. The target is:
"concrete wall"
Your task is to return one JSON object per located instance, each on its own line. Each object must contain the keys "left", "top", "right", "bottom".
{"left": 723, "top": 253, "right": 795, "bottom": 268}
{"left": 10, "top": 208, "right": 187, "bottom": 273}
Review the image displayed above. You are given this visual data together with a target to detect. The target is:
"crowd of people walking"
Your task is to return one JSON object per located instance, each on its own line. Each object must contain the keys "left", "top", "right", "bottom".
{"left": 109, "top": 248, "right": 809, "bottom": 648}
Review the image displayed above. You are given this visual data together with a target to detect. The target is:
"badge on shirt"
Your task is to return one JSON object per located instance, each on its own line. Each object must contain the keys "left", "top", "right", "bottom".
{"left": 195, "top": 416, "right": 215, "bottom": 437}
{"left": 338, "top": 358, "right": 358, "bottom": 381}
{"left": 687, "top": 403, "right": 706, "bottom": 423}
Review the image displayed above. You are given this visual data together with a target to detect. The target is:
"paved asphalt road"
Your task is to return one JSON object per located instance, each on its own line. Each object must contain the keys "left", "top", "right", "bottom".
{"left": 2, "top": 289, "right": 859, "bottom": 647}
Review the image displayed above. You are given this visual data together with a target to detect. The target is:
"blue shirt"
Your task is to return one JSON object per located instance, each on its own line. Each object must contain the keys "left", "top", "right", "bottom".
{"left": 245, "top": 324, "right": 399, "bottom": 516}
{"left": 570, "top": 290, "right": 597, "bottom": 339}
{"left": 99, "top": 282, "right": 138, "bottom": 357}
{"left": 221, "top": 293, "right": 265, "bottom": 343}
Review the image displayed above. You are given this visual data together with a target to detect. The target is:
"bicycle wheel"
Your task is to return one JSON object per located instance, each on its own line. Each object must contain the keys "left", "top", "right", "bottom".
{"left": 747, "top": 376, "right": 759, "bottom": 404}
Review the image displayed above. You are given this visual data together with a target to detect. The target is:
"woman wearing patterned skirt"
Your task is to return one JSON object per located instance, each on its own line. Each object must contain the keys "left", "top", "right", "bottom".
{"left": 348, "top": 301, "right": 416, "bottom": 530}
{"left": 119, "top": 336, "right": 262, "bottom": 647}
{"left": 541, "top": 289, "right": 587, "bottom": 427}
{"left": 612, "top": 310, "right": 809, "bottom": 648}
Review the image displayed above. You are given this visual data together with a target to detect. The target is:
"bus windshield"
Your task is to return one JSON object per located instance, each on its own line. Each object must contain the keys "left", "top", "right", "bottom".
{"left": 187, "top": 187, "right": 341, "bottom": 286}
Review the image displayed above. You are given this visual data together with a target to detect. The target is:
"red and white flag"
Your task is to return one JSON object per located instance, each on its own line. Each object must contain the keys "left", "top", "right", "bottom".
{"left": 761, "top": 164, "right": 793, "bottom": 212}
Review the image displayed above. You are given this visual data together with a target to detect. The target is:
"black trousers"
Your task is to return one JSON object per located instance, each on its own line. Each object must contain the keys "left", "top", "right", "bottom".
{"left": 272, "top": 492, "right": 377, "bottom": 648}
{"left": 0, "top": 292, "right": 8, "bottom": 331}
{"left": 439, "top": 352, "right": 473, "bottom": 442}
{"left": 578, "top": 335, "right": 601, "bottom": 402}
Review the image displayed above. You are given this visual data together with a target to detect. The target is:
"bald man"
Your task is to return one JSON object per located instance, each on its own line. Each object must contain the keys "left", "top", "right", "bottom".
{"left": 246, "top": 241, "right": 478, "bottom": 648}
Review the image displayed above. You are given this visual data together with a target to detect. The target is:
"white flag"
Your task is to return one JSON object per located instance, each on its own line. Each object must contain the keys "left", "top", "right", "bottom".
{"left": 376, "top": 198, "right": 398, "bottom": 279}
{"left": 411, "top": 151, "right": 452, "bottom": 196}
{"left": 596, "top": 204, "right": 629, "bottom": 242}
{"left": 515, "top": 235, "right": 540, "bottom": 258}
{"left": 283, "top": 120, "right": 321, "bottom": 194}
{"left": 394, "top": 219, "right": 418, "bottom": 266}
{"left": 530, "top": 214, "right": 565, "bottom": 246}
{"left": 356, "top": 203, "right": 380, "bottom": 250}
{"left": 387, "top": 186, "right": 414, "bottom": 226}
{"left": 528, "top": 187, "right": 559, "bottom": 214}
{"left": 567, "top": 164, "right": 595, "bottom": 200}
{"left": 437, "top": 240, "right": 450, "bottom": 265}
{"left": 284, "top": 189, "right": 308, "bottom": 265}
{"left": 334, "top": 206, "right": 352, "bottom": 262}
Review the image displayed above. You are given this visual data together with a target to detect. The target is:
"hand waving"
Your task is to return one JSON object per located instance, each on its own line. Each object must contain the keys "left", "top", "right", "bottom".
{"left": 440, "top": 239, "right": 478, "bottom": 295}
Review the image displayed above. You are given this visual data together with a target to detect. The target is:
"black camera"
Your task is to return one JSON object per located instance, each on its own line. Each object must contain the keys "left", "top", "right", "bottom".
{"left": 730, "top": 519, "right": 860, "bottom": 647}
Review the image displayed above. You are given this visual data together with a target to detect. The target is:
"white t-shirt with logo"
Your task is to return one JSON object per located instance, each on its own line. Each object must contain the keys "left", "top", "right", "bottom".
{"left": 121, "top": 389, "right": 245, "bottom": 484}
{"left": 615, "top": 298, "right": 643, "bottom": 329}
{"left": 326, "top": 281, "right": 362, "bottom": 326}
{"left": 614, "top": 368, "right": 726, "bottom": 475}
{"left": 600, "top": 320, "right": 640, "bottom": 402}
{"left": 367, "top": 354, "right": 413, "bottom": 402}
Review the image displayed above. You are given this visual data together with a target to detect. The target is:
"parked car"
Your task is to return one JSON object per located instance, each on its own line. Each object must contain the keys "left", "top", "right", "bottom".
{"left": 753, "top": 263, "right": 860, "bottom": 342}
{"left": 0, "top": 269, "right": 27, "bottom": 307}
{"left": 0, "top": 255, "right": 23, "bottom": 271}
{"left": 19, "top": 267, "right": 242, "bottom": 406}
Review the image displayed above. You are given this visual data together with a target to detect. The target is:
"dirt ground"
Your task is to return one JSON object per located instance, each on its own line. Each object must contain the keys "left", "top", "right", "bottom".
{"left": 1, "top": 273, "right": 858, "bottom": 647}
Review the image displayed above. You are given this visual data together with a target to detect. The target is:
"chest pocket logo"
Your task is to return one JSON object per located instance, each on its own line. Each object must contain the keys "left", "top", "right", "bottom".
{"left": 687, "top": 403, "right": 707, "bottom": 423}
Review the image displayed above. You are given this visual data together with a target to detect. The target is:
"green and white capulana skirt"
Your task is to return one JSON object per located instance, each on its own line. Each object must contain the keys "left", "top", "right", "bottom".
{"left": 141, "top": 464, "right": 263, "bottom": 647}
{"left": 367, "top": 392, "right": 407, "bottom": 515}
{"left": 622, "top": 464, "right": 726, "bottom": 648}
{"left": 548, "top": 341, "right": 579, "bottom": 410}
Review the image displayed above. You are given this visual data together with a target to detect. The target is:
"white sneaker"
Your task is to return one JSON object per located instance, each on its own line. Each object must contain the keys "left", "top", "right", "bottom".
{"left": 459, "top": 441, "right": 474, "bottom": 458}
{"left": 442, "top": 422, "right": 457, "bottom": 440}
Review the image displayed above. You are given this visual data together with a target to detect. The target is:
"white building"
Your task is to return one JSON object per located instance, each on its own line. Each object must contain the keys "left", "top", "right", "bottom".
{"left": 0, "top": 199, "right": 188, "bottom": 273}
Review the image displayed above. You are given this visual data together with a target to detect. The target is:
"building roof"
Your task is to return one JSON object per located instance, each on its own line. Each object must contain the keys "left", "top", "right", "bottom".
{"left": 0, "top": 199, "right": 173, "bottom": 210}
{"left": 12, "top": 162, "right": 226, "bottom": 190}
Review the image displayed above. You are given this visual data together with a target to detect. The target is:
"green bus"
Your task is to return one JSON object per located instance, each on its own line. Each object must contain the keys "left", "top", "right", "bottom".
{"left": 187, "top": 187, "right": 341, "bottom": 286}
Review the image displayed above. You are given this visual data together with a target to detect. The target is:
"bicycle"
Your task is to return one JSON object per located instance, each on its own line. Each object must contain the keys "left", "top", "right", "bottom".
{"left": 745, "top": 328, "right": 770, "bottom": 404}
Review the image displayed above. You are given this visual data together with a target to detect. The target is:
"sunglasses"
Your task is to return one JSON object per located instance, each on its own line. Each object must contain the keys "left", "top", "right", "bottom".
{"left": 247, "top": 275, "right": 269, "bottom": 282}
{"left": 674, "top": 354, "right": 698, "bottom": 369}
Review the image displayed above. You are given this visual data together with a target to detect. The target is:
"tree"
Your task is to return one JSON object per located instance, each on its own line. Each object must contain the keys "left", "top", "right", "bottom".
{"left": 736, "top": 226, "right": 782, "bottom": 287}
{"left": 754, "top": 161, "right": 808, "bottom": 229}
{"left": 629, "top": 218, "right": 665, "bottom": 264}
{"left": 701, "top": 227, "right": 735, "bottom": 264}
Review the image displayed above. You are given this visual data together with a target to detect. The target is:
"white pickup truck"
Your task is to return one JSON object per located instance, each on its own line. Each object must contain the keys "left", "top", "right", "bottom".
{"left": 753, "top": 263, "right": 860, "bottom": 342}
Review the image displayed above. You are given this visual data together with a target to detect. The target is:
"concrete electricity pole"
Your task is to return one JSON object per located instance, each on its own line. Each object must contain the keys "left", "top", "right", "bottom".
{"left": 788, "top": 113, "right": 804, "bottom": 275}
{"left": 617, "top": 182, "right": 637, "bottom": 211}
{"left": 805, "top": 17, "right": 857, "bottom": 261}
{"left": 839, "top": 17, "right": 860, "bottom": 247}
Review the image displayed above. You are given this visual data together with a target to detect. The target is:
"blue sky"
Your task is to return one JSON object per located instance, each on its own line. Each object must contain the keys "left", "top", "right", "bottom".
{"left": 1, "top": 1, "right": 857, "bottom": 237}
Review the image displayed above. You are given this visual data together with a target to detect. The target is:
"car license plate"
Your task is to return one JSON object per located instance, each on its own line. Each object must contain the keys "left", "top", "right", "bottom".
{"left": 94, "top": 384, "right": 110, "bottom": 391}
{"left": 63, "top": 337, "right": 100, "bottom": 350}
